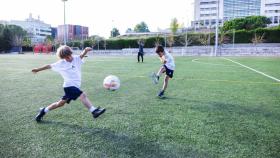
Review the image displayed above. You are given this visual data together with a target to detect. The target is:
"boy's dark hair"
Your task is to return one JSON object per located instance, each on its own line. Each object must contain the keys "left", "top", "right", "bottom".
{"left": 155, "top": 45, "right": 164, "bottom": 54}
{"left": 56, "top": 45, "right": 73, "bottom": 59}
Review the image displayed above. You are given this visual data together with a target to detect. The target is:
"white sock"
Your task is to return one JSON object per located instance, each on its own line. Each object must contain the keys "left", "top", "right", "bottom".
{"left": 44, "top": 107, "right": 49, "bottom": 113}
{"left": 156, "top": 73, "right": 161, "bottom": 78}
{"left": 89, "top": 106, "right": 96, "bottom": 113}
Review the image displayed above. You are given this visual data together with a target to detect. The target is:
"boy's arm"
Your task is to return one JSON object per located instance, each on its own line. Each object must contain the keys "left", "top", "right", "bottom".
{"left": 80, "top": 47, "right": 93, "bottom": 59}
{"left": 32, "top": 65, "right": 51, "bottom": 73}
{"left": 160, "top": 56, "right": 167, "bottom": 64}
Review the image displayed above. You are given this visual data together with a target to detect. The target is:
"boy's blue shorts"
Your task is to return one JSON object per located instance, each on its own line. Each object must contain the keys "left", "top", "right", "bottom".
{"left": 62, "top": 86, "right": 83, "bottom": 104}
{"left": 163, "top": 65, "right": 174, "bottom": 78}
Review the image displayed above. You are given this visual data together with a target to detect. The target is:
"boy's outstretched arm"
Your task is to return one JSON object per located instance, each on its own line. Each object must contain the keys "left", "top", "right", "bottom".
{"left": 32, "top": 65, "right": 51, "bottom": 73}
{"left": 80, "top": 47, "right": 93, "bottom": 59}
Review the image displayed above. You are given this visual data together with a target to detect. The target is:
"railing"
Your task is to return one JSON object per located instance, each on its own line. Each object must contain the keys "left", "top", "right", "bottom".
{"left": 88, "top": 45, "right": 280, "bottom": 56}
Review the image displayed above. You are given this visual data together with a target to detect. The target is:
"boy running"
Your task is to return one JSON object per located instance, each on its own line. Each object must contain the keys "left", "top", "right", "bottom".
{"left": 32, "top": 46, "right": 105, "bottom": 122}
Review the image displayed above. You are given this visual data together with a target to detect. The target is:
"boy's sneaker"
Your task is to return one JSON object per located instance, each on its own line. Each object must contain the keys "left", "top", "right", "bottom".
{"left": 151, "top": 72, "right": 159, "bottom": 84}
{"left": 35, "top": 107, "right": 46, "bottom": 122}
{"left": 92, "top": 107, "right": 106, "bottom": 118}
{"left": 158, "top": 90, "right": 165, "bottom": 98}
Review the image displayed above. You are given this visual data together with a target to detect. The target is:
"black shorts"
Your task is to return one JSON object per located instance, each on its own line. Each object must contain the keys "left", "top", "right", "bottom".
{"left": 163, "top": 65, "right": 174, "bottom": 78}
{"left": 62, "top": 86, "right": 83, "bottom": 104}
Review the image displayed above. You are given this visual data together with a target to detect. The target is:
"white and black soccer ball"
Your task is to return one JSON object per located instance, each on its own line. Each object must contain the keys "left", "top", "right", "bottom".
{"left": 103, "top": 75, "right": 120, "bottom": 91}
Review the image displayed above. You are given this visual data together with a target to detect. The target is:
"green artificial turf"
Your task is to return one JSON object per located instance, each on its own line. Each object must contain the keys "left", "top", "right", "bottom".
{"left": 0, "top": 54, "right": 279, "bottom": 158}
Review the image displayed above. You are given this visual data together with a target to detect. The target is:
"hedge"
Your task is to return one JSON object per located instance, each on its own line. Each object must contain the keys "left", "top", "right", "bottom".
{"left": 73, "top": 27, "right": 280, "bottom": 50}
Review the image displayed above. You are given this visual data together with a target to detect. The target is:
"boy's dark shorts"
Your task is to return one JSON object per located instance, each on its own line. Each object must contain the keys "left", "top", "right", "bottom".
{"left": 62, "top": 86, "right": 83, "bottom": 104}
{"left": 163, "top": 65, "right": 174, "bottom": 78}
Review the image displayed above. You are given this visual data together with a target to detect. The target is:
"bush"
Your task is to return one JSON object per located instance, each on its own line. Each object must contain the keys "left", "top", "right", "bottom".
{"left": 78, "top": 28, "right": 280, "bottom": 50}
{"left": 261, "top": 28, "right": 280, "bottom": 43}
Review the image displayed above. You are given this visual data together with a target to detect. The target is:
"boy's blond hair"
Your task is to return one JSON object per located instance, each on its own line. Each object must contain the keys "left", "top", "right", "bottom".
{"left": 56, "top": 45, "right": 73, "bottom": 59}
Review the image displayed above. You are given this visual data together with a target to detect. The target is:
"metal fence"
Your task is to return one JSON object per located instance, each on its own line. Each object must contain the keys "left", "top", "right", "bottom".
{"left": 89, "top": 45, "right": 280, "bottom": 56}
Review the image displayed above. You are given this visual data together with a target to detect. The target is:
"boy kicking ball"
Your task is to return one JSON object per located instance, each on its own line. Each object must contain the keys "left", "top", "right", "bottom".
{"left": 152, "top": 45, "right": 175, "bottom": 98}
{"left": 31, "top": 46, "right": 106, "bottom": 122}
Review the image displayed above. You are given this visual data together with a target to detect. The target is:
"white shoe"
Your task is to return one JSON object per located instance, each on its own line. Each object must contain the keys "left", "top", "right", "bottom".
{"left": 151, "top": 72, "right": 159, "bottom": 84}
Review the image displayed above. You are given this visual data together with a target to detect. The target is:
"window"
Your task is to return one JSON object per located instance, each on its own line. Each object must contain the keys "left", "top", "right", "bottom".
{"left": 200, "top": 1, "right": 217, "bottom": 5}
{"left": 265, "top": 3, "right": 280, "bottom": 7}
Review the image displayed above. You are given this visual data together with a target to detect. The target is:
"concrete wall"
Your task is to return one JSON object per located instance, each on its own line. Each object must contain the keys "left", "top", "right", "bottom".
{"left": 90, "top": 44, "right": 280, "bottom": 56}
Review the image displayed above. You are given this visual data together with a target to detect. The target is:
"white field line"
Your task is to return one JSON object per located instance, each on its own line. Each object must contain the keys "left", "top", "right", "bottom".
{"left": 223, "top": 57, "right": 280, "bottom": 82}
{"left": 192, "top": 58, "right": 237, "bottom": 67}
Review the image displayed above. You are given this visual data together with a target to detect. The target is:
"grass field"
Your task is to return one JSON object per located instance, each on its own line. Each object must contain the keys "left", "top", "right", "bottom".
{"left": 0, "top": 54, "right": 280, "bottom": 158}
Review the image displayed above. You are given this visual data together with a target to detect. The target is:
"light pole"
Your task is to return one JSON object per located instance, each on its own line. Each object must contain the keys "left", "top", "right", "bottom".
{"left": 62, "top": 0, "right": 68, "bottom": 45}
{"left": 232, "top": 29, "right": 235, "bottom": 48}
{"left": 214, "top": 0, "right": 219, "bottom": 56}
{"left": 111, "top": 20, "right": 114, "bottom": 38}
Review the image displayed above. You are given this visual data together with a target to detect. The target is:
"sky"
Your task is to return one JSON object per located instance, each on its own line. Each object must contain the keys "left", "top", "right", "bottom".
{"left": 0, "top": 0, "right": 194, "bottom": 38}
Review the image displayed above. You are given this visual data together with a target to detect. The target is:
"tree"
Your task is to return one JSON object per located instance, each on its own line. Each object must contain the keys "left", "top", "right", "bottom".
{"left": 251, "top": 32, "right": 265, "bottom": 45}
{"left": 125, "top": 28, "right": 133, "bottom": 33}
{"left": 22, "top": 37, "right": 31, "bottom": 47}
{"left": 154, "top": 34, "right": 164, "bottom": 47}
{"left": 170, "top": 18, "right": 179, "bottom": 35}
{"left": 223, "top": 16, "right": 271, "bottom": 31}
{"left": 2, "top": 25, "right": 13, "bottom": 52}
{"left": 134, "top": 22, "right": 150, "bottom": 32}
{"left": 218, "top": 28, "right": 230, "bottom": 45}
{"left": 45, "top": 35, "right": 54, "bottom": 45}
{"left": 110, "top": 27, "right": 120, "bottom": 37}
{"left": 166, "top": 35, "right": 175, "bottom": 47}
{"left": 197, "top": 33, "right": 210, "bottom": 46}
{"left": 89, "top": 35, "right": 104, "bottom": 50}
{"left": 8, "top": 25, "right": 27, "bottom": 47}
{"left": 0, "top": 24, "right": 5, "bottom": 52}
{"left": 168, "top": 18, "right": 180, "bottom": 47}
{"left": 178, "top": 34, "right": 192, "bottom": 46}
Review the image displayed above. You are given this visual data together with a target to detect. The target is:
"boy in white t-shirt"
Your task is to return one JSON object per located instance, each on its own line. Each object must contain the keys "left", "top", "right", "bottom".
{"left": 152, "top": 45, "right": 175, "bottom": 98}
{"left": 32, "top": 46, "right": 105, "bottom": 122}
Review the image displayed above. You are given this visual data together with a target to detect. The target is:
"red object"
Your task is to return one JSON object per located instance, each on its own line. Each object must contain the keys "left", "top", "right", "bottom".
{"left": 34, "top": 44, "right": 52, "bottom": 54}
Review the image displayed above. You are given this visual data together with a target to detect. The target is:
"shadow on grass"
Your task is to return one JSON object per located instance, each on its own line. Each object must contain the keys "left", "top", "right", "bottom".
{"left": 38, "top": 120, "right": 210, "bottom": 158}
{"left": 155, "top": 96, "right": 280, "bottom": 120}
{"left": 186, "top": 99, "right": 280, "bottom": 121}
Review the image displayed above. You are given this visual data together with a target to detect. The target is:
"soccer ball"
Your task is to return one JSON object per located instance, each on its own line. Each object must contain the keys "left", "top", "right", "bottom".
{"left": 103, "top": 75, "right": 120, "bottom": 90}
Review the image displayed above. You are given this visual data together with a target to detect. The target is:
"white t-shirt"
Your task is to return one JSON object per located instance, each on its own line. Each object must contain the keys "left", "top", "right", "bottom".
{"left": 51, "top": 55, "right": 84, "bottom": 88}
{"left": 164, "top": 51, "right": 175, "bottom": 70}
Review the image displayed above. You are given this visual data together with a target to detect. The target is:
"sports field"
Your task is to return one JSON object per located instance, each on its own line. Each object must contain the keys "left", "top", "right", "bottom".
{"left": 0, "top": 54, "right": 280, "bottom": 157}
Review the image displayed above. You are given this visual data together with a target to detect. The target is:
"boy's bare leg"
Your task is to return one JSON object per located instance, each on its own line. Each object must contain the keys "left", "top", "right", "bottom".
{"left": 79, "top": 92, "right": 106, "bottom": 118}
{"left": 156, "top": 66, "right": 166, "bottom": 77}
{"left": 162, "top": 75, "right": 170, "bottom": 91}
{"left": 158, "top": 74, "right": 170, "bottom": 97}
{"left": 79, "top": 92, "right": 95, "bottom": 110}
{"left": 35, "top": 100, "right": 67, "bottom": 122}
{"left": 47, "top": 100, "right": 67, "bottom": 110}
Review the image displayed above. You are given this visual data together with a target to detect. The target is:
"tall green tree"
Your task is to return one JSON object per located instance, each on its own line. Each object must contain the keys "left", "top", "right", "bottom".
{"left": 134, "top": 22, "right": 150, "bottom": 32}
{"left": 7, "top": 25, "right": 27, "bottom": 47}
{"left": 45, "top": 35, "right": 54, "bottom": 45}
{"left": 2, "top": 25, "right": 13, "bottom": 52}
{"left": 167, "top": 18, "right": 180, "bottom": 47}
{"left": 110, "top": 27, "right": 120, "bottom": 37}
{"left": 0, "top": 24, "right": 5, "bottom": 52}
{"left": 170, "top": 18, "right": 179, "bottom": 35}
{"left": 125, "top": 28, "right": 133, "bottom": 33}
{"left": 223, "top": 16, "right": 271, "bottom": 31}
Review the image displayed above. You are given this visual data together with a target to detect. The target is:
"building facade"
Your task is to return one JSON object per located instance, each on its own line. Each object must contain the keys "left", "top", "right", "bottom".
{"left": 192, "top": 0, "right": 278, "bottom": 28}
{"left": 51, "top": 27, "right": 57, "bottom": 39}
{"left": 261, "top": 0, "right": 280, "bottom": 26}
{"left": 223, "top": 0, "right": 261, "bottom": 20}
{"left": 57, "top": 24, "right": 89, "bottom": 43}
{"left": 1, "top": 14, "right": 52, "bottom": 44}
{"left": 193, "top": 0, "right": 223, "bottom": 28}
